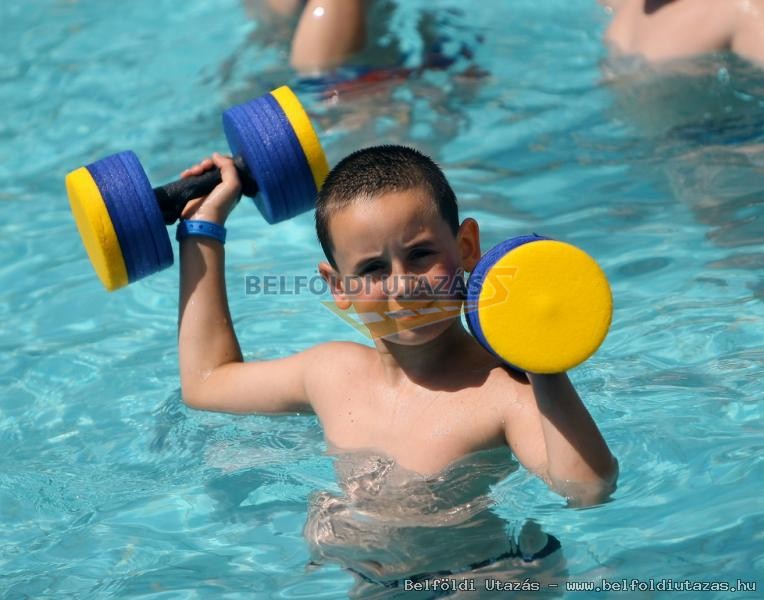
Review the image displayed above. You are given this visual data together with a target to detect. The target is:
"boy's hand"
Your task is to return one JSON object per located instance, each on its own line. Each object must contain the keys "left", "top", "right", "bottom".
{"left": 179, "top": 152, "right": 242, "bottom": 226}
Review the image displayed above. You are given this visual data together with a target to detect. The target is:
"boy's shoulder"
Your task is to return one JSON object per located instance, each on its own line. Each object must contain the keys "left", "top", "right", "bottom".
{"left": 301, "top": 340, "right": 376, "bottom": 379}
{"left": 300, "top": 341, "right": 379, "bottom": 413}
{"left": 308, "top": 340, "right": 376, "bottom": 362}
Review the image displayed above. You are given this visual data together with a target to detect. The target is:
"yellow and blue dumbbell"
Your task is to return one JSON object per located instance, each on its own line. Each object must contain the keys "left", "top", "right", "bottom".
{"left": 65, "top": 86, "right": 329, "bottom": 292}
{"left": 466, "top": 234, "right": 613, "bottom": 374}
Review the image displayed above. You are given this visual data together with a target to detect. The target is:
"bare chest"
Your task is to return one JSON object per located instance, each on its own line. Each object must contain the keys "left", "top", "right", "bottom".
{"left": 314, "top": 381, "right": 509, "bottom": 475}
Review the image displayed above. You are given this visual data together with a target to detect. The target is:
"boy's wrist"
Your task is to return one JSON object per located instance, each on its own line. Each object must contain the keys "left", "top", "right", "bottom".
{"left": 183, "top": 209, "right": 227, "bottom": 226}
{"left": 176, "top": 219, "right": 227, "bottom": 245}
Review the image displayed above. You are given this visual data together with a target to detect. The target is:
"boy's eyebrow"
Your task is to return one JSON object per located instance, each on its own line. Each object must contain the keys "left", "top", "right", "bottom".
{"left": 350, "top": 239, "right": 437, "bottom": 272}
{"left": 404, "top": 238, "right": 436, "bottom": 249}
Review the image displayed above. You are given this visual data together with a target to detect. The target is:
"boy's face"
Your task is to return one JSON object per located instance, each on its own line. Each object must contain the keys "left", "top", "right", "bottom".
{"left": 319, "top": 187, "right": 480, "bottom": 345}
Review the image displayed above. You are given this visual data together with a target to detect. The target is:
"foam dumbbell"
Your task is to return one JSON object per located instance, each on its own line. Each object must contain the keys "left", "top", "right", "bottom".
{"left": 65, "top": 86, "right": 329, "bottom": 292}
{"left": 466, "top": 234, "right": 613, "bottom": 374}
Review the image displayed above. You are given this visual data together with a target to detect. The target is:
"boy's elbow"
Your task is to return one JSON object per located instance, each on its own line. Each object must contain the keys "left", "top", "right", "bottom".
{"left": 555, "top": 456, "right": 619, "bottom": 508}
{"left": 180, "top": 389, "right": 203, "bottom": 410}
{"left": 584, "top": 454, "right": 619, "bottom": 504}
{"left": 573, "top": 475, "right": 617, "bottom": 507}
{"left": 566, "top": 484, "right": 613, "bottom": 508}
{"left": 179, "top": 366, "right": 220, "bottom": 410}
{"left": 180, "top": 382, "right": 210, "bottom": 411}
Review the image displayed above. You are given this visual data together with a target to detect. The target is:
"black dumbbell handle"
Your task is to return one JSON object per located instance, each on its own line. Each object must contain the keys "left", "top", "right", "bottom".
{"left": 153, "top": 155, "right": 259, "bottom": 225}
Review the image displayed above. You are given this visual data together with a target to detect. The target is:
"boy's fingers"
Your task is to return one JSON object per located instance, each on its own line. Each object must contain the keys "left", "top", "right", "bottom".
{"left": 211, "top": 152, "right": 234, "bottom": 172}
{"left": 211, "top": 152, "right": 241, "bottom": 191}
{"left": 177, "top": 153, "right": 240, "bottom": 223}
{"left": 180, "top": 196, "right": 210, "bottom": 219}
{"left": 181, "top": 158, "right": 215, "bottom": 178}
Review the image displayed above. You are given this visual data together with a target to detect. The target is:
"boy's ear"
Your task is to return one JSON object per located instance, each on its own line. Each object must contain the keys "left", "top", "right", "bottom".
{"left": 457, "top": 218, "right": 481, "bottom": 272}
{"left": 318, "top": 261, "right": 352, "bottom": 310}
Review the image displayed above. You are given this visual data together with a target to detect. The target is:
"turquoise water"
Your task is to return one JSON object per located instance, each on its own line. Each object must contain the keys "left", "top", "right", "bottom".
{"left": 1, "top": 0, "right": 763, "bottom": 597}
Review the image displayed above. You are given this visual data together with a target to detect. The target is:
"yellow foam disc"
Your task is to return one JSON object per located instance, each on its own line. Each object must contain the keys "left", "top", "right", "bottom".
{"left": 65, "top": 167, "right": 128, "bottom": 291}
{"left": 477, "top": 240, "right": 612, "bottom": 373}
{"left": 270, "top": 86, "right": 329, "bottom": 191}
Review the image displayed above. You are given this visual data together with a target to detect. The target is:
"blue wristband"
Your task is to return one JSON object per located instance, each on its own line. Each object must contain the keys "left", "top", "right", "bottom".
{"left": 176, "top": 220, "right": 227, "bottom": 244}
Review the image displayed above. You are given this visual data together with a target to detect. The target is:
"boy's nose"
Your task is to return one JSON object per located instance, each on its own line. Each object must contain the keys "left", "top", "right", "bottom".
{"left": 387, "top": 262, "right": 426, "bottom": 300}
{"left": 387, "top": 264, "right": 409, "bottom": 297}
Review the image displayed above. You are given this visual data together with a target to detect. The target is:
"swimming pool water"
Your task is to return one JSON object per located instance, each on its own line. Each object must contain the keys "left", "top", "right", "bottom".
{"left": 1, "top": 0, "right": 762, "bottom": 597}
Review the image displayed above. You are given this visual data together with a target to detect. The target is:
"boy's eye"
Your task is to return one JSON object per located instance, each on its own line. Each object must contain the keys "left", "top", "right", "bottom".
{"left": 359, "top": 262, "right": 385, "bottom": 275}
{"left": 409, "top": 249, "right": 434, "bottom": 260}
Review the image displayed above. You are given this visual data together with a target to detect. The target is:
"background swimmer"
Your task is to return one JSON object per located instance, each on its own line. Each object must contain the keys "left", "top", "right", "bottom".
{"left": 601, "top": 0, "right": 764, "bottom": 64}
{"left": 253, "top": 0, "right": 483, "bottom": 79}
{"left": 599, "top": 2, "right": 764, "bottom": 262}
{"left": 263, "top": 0, "right": 367, "bottom": 73}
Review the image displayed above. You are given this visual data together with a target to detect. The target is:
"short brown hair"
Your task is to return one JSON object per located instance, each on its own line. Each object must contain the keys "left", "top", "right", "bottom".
{"left": 315, "top": 145, "right": 459, "bottom": 269}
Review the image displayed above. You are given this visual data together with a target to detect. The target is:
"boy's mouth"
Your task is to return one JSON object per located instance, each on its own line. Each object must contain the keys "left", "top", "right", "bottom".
{"left": 321, "top": 298, "right": 464, "bottom": 338}
{"left": 374, "top": 299, "right": 464, "bottom": 330}
{"left": 384, "top": 299, "right": 447, "bottom": 319}
{"left": 385, "top": 308, "right": 419, "bottom": 320}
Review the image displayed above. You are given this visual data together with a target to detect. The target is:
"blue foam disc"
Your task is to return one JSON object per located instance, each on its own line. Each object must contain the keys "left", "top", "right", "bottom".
{"left": 466, "top": 234, "right": 550, "bottom": 370}
{"left": 262, "top": 94, "right": 318, "bottom": 215}
{"left": 87, "top": 155, "right": 155, "bottom": 282}
{"left": 254, "top": 95, "right": 310, "bottom": 221}
{"left": 223, "top": 103, "right": 283, "bottom": 224}
{"left": 223, "top": 96, "right": 320, "bottom": 224}
{"left": 117, "top": 150, "right": 173, "bottom": 271}
{"left": 94, "top": 153, "right": 160, "bottom": 281}
{"left": 244, "top": 97, "right": 297, "bottom": 223}
{"left": 106, "top": 153, "right": 158, "bottom": 276}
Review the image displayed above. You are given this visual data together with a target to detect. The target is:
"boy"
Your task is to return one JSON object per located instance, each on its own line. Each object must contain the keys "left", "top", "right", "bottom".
{"left": 602, "top": 0, "right": 764, "bottom": 64}
{"left": 177, "top": 146, "right": 618, "bottom": 591}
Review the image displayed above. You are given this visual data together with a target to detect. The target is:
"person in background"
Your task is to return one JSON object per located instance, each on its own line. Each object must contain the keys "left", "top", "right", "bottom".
{"left": 601, "top": 0, "right": 764, "bottom": 65}
{"left": 265, "top": 0, "right": 367, "bottom": 74}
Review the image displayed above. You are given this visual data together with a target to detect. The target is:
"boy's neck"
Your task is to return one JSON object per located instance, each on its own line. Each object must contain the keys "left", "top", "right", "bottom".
{"left": 374, "top": 320, "right": 485, "bottom": 387}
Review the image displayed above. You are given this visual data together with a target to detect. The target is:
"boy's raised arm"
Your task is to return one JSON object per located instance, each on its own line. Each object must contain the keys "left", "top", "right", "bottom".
{"left": 177, "top": 153, "right": 313, "bottom": 414}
